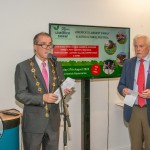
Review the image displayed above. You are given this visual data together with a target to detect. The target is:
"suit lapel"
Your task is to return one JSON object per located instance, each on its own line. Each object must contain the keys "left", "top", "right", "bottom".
{"left": 130, "top": 57, "right": 137, "bottom": 89}
{"left": 146, "top": 64, "right": 150, "bottom": 89}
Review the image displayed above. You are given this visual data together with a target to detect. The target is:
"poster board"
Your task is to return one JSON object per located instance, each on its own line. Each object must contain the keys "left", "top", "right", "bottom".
{"left": 49, "top": 23, "right": 130, "bottom": 79}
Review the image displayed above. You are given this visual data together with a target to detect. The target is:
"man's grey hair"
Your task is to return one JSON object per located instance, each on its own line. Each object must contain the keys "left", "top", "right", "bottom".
{"left": 133, "top": 34, "right": 150, "bottom": 46}
{"left": 33, "top": 32, "right": 51, "bottom": 45}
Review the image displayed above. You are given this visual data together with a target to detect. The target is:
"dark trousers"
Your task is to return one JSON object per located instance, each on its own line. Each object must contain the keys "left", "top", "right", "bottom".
{"left": 22, "top": 128, "right": 59, "bottom": 150}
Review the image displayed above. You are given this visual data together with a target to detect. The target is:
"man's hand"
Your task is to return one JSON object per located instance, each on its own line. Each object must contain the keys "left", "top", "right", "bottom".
{"left": 139, "top": 89, "right": 150, "bottom": 99}
{"left": 43, "top": 93, "right": 58, "bottom": 103}
{"left": 63, "top": 88, "right": 72, "bottom": 96}
{"left": 122, "top": 88, "right": 129, "bottom": 96}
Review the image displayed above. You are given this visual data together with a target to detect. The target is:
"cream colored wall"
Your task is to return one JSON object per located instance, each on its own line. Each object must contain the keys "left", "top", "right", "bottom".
{"left": 0, "top": 0, "right": 150, "bottom": 150}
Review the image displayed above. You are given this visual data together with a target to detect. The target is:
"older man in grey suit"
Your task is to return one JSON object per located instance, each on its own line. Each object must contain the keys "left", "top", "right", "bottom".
{"left": 118, "top": 34, "right": 150, "bottom": 150}
{"left": 15, "top": 32, "right": 71, "bottom": 150}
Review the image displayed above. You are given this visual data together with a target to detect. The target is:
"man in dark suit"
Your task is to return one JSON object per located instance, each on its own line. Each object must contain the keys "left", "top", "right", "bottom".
{"left": 118, "top": 34, "right": 150, "bottom": 150}
{"left": 15, "top": 32, "right": 71, "bottom": 150}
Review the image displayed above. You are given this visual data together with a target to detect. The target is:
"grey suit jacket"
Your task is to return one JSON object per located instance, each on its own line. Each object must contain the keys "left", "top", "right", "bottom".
{"left": 117, "top": 57, "right": 150, "bottom": 125}
{"left": 15, "top": 55, "right": 65, "bottom": 133}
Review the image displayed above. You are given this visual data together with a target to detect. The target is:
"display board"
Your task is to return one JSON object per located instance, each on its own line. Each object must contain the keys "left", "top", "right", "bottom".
{"left": 49, "top": 23, "right": 130, "bottom": 79}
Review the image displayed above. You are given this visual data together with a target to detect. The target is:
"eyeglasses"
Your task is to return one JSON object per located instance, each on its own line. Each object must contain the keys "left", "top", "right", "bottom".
{"left": 35, "top": 44, "right": 53, "bottom": 49}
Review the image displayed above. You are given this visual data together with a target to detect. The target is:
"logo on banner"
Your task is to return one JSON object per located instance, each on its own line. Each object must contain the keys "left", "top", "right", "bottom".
{"left": 53, "top": 25, "right": 70, "bottom": 38}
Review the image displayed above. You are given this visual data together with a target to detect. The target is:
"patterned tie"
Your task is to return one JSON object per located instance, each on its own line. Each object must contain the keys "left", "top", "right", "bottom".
{"left": 42, "top": 61, "right": 49, "bottom": 89}
{"left": 137, "top": 59, "right": 145, "bottom": 107}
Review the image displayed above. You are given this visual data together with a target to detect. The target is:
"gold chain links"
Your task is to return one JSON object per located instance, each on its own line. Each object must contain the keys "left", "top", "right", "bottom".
{"left": 29, "top": 58, "right": 56, "bottom": 117}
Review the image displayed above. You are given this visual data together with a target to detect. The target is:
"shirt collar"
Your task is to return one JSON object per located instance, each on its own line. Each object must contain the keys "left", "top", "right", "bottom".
{"left": 137, "top": 53, "right": 150, "bottom": 62}
{"left": 35, "top": 55, "right": 48, "bottom": 67}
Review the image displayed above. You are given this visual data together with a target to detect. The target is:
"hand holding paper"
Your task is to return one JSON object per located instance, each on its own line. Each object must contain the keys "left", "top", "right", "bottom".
{"left": 54, "top": 77, "right": 76, "bottom": 104}
{"left": 124, "top": 89, "right": 138, "bottom": 107}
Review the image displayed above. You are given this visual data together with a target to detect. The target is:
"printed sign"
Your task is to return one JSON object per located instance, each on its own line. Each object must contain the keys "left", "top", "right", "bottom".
{"left": 49, "top": 24, "right": 130, "bottom": 79}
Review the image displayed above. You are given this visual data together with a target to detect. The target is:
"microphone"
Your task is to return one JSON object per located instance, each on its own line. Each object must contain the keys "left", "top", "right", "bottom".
{"left": 46, "top": 52, "right": 57, "bottom": 62}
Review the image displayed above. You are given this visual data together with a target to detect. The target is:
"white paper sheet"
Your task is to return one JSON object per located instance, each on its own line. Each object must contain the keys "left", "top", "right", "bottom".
{"left": 124, "top": 89, "right": 138, "bottom": 107}
{"left": 54, "top": 77, "right": 76, "bottom": 104}
{"left": 128, "top": 89, "right": 138, "bottom": 96}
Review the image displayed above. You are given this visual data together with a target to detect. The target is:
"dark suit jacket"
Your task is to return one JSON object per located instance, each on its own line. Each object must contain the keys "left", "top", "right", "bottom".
{"left": 15, "top": 55, "right": 65, "bottom": 133}
{"left": 117, "top": 57, "right": 150, "bottom": 126}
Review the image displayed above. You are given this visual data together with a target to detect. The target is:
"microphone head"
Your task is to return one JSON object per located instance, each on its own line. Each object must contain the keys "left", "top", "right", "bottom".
{"left": 47, "top": 52, "right": 57, "bottom": 61}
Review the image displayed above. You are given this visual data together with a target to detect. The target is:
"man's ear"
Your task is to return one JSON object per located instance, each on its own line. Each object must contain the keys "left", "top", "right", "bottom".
{"left": 33, "top": 45, "right": 37, "bottom": 52}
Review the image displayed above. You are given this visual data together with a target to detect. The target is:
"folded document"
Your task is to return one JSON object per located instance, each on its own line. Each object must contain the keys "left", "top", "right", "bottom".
{"left": 54, "top": 77, "right": 76, "bottom": 104}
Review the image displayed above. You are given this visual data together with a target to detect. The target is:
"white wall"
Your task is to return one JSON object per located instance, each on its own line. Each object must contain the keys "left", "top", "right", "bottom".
{"left": 1, "top": 0, "right": 150, "bottom": 150}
